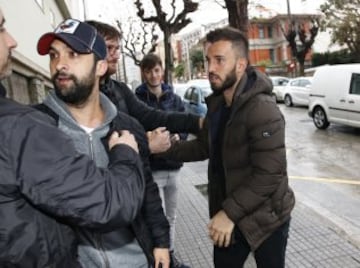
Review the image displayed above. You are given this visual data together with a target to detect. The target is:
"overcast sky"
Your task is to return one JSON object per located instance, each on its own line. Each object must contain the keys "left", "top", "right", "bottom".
{"left": 86, "top": 0, "right": 326, "bottom": 37}
{"left": 180, "top": 0, "right": 325, "bottom": 34}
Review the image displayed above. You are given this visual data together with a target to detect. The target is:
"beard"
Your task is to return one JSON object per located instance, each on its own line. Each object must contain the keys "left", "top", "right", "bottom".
{"left": 209, "top": 66, "right": 238, "bottom": 96}
{"left": 0, "top": 58, "right": 13, "bottom": 80}
{"left": 52, "top": 65, "right": 96, "bottom": 106}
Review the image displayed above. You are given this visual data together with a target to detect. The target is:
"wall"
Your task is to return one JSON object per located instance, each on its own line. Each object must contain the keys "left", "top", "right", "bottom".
{"left": 0, "top": 0, "right": 72, "bottom": 103}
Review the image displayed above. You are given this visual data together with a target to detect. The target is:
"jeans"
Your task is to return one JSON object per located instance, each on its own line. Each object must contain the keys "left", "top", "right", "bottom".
{"left": 214, "top": 219, "right": 290, "bottom": 268}
{"left": 152, "top": 169, "right": 180, "bottom": 251}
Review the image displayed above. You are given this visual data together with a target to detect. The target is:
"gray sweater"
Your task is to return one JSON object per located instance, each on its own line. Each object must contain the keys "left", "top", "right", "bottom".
{"left": 44, "top": 91, "right": 147, "bottom": 267}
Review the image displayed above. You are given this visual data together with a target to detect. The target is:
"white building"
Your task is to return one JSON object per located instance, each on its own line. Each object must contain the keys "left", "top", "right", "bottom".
{"left": 0, "top": 0, "right": 83, "bottom": 103}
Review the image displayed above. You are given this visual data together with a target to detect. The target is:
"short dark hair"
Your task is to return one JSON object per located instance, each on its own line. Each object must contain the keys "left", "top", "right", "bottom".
{"left": 85, "top": 20, "right": 121, "bottom": 40}
{"left": 206, "top": 26, "right": 249, "bottom": 60}
{"left": 140, "top": 53, "right": 162, "bottom": 71}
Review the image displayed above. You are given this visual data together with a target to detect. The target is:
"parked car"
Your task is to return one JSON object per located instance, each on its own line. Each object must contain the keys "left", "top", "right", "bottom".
{"left": 308, "top": 64, "right": 360, "bottom": 129}
{"left": 172, "top": 83, "right": 188, "bottom": 99}
{"left": 182, "top": 80, "right": 212, "bottom": 117}
{"left": 270, "top": 76, "right": 289, "bottom": 102}
{"left": 283, "top": 76, "right": 313, "bottom": 107}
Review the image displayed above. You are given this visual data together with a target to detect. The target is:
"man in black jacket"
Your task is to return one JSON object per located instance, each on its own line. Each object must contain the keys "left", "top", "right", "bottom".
{"left": 86, "top": 20, "right": 202, "bottom": 155}
{"left": 0, "top": 9, "right": 145, "bottom": 267}
{"left": 36, "top": 19, "right": 170, "bottom": 268}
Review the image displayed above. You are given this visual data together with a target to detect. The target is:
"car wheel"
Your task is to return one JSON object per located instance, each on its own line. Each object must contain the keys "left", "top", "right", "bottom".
{"left": 313, "top": 106, "right": 330, "bottom": 129}
{"left": 284, "top": 95, "right": 293, "bottom": 107}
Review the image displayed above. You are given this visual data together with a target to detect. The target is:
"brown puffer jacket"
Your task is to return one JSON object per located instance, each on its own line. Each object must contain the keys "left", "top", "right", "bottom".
{"left": 165, "top": 67, "right": 295, "bottom": 250}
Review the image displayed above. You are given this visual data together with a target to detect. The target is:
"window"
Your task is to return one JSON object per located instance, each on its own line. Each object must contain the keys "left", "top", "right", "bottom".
{"left": 184, "top": 87, "right": 194, "bottom": 100}
{"left": 350, "top": 73, "right": 360, "bottom": 95}
{"left": 299, "top": 79, "right": 311, "bottom": 87}
{"left": 269, "top": 49, "right": 275, "bottom": 63}
{"left": 258, "top": 26, "right": 264, "bottom": 39}
{"left": 191, "top": 88, "right": 200, "bottom": 103}
{"left": 267, "top": 26, "right": 273, "bottom": 38}
{"left": 290, "top": 80, "right": 300, "bottom": 87}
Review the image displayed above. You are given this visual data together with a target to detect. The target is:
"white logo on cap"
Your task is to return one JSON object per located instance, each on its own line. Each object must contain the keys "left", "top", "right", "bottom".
{"left": 55, "top": 19, "right": 80, "bottom": 34}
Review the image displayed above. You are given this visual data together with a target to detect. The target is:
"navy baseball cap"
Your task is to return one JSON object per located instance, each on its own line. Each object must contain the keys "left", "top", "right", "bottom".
{"left": 37, "top": 19, "right": 106, "bottom": 59}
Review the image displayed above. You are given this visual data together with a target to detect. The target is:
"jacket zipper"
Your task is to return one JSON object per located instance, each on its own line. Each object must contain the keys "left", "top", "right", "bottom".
{"left": 88, "top": 134, "right": 95, "bottom": 161}
{"left": 88, "top": 133, "right": 110, "bottom": 268}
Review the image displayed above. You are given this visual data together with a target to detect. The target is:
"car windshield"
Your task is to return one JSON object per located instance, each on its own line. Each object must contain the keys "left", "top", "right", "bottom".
{"left": 271, "top": 77, "right": 288, "bottom": 86}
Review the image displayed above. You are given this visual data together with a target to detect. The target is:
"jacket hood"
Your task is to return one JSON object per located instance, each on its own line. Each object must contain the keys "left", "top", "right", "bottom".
{"left": 43, "top": 90, "right": 118, "bottom": 130}
{"left": 0, "top": 82, "right": 6, "bottom": 97}
{"left": 206, "top": 67, "right": 273, "bottom": 113}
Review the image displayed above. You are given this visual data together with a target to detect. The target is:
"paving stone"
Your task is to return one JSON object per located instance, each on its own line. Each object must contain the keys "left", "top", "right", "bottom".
{"left": 174, "top": 162, "right": 360, "bottom": 267}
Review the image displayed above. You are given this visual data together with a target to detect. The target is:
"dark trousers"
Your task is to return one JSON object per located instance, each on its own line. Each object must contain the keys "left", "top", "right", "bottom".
{"left": 214, "top": 219, "right": 290, "bottom": 268}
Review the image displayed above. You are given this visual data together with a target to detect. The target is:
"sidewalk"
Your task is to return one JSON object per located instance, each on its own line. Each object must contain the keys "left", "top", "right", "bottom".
{"left": 174, "top": 161, "right": 360, "bottom": 268}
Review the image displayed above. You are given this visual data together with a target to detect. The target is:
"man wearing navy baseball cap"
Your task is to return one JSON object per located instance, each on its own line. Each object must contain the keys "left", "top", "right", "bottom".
{"left": 38, "top": 18, "right": 107, "bottom": 60}
{"left": 35, "top": 18, "right": 170, "bottom": 268}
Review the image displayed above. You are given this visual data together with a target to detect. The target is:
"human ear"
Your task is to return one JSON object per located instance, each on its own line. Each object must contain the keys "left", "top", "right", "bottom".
{"left": 96, "top": 60, "right": 108, "bottom": 77}
{"left": 236, "top": 58, "right": 248, "bottom": 73}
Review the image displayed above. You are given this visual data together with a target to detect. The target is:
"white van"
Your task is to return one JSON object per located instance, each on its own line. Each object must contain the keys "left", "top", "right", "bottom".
{"left": 308, "top": 64, "right": 360, "bottom": 129}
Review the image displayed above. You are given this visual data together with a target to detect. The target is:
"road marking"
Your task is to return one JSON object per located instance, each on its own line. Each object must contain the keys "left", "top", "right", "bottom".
{"left": 289, "top": 175, "right": 360, "bottom": 185}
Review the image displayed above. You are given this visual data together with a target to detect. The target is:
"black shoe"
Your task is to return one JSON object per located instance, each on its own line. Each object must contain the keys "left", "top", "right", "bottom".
{"left": 170, "top": 251, "right": 190, "bottom": 268}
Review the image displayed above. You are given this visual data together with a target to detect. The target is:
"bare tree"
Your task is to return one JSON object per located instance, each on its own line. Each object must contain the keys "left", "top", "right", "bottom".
{"left": 117, "top": 19, "right": 159, "bottom": 66}
{"left": 282, "top": 18, "right": 319, "bottom": 76}
{"left": 134, "top": 0, "right": 198, "bottom": 84}
{"left": 210, "top": 0, "right": 249, "bottom": 36}
{"left": 224, "top": 0, "right": 249, "bottom": 36}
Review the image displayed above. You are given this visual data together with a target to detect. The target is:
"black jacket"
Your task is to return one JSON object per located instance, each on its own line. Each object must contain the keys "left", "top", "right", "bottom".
{"left": 35, "top": 104, "right": 170, "bottom": 266}
{"left": 0, "top": 95, "right": 145, "bottom": 267}
{"left": 101, "top": 78, "right": 200, "bottom": 133}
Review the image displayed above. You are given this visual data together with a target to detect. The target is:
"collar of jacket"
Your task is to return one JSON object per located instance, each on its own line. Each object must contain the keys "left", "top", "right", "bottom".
{"left": 0, "top": 82, "right": 6, "bottom": 97}
{"left": 233, "top": 67, "right": 272, "bottom": 106}
{"left": 205, "top": 69, "right": 250, "bottom": 115}
{"left": 135, "top": 82, "right": 173, "bottom": 100}
{"left": 205, "top": 67, "right": 273, "bottom": 118}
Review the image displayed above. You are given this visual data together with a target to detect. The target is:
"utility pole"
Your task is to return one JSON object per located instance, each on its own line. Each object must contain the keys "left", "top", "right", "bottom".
{"left": 286, "top": 0, "right": 291, "bottom": 21}
{"left": 82, "top": 0, "right": 88, "bottom": 20}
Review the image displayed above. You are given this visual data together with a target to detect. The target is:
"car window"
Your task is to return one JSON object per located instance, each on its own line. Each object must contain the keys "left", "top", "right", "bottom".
{"left": 279, "top": 79, "right": 289, "bottom": 86}
{"left": 191, "top": 88, "right": 200, "bottom": 103}
{"left": 290, "top": 80, "right": 300, "bottom": 86}
{"left": 184, "top": 87, "right": 193, "bottom": 100}
{"left": 299, "top": 79, "right": 311, "bottom": 87}
{"left": 350, "top": 73, "right": 360, "bottom": 95}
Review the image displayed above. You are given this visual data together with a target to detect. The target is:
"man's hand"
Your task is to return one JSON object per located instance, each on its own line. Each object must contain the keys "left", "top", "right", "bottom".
{"left": 170, "top": 133, "right": 180, "bottom": 144}
{"left": 208, "top": 210, "right": 235, "bottom": 247}
{"left": 147, "top": 127, "right": 171, "bottom": 154}
{"left": 153, "top": 247, "right": 170, "bottom": 268}
{"left": 108, "top": 130, "right": 139, "bottom": 153}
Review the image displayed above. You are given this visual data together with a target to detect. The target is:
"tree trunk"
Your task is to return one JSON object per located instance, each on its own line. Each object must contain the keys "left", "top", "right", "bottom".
{"left": 298, "top": 57, "right": 305, "bottom": 76}
{"left": 163, "top": 28, "right": 173, "bottom": 84}
{"left": 225, "top": 0, "right": 249, "bottom": 37}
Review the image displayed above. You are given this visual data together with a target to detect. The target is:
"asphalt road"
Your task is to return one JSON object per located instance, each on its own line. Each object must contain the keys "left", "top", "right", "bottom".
{"left": 279, "top": 104, "right": 360, "bottom": 246}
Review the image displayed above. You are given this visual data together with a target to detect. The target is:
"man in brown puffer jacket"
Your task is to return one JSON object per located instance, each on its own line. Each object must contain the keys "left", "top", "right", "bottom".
{"left": 164, "top": 26, "right": 295, "bottom": 268}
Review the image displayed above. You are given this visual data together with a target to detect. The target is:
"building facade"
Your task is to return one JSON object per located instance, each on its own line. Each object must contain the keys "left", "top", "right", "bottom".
{"left": 1, "top": 0, "right": 83, "bottom": 104}
{"left": 175, "top": 5, "right": 322, "bottom": 79}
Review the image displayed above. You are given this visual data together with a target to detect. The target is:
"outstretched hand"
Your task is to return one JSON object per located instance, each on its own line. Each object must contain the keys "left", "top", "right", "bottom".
{"left": 147, "top": 127, "right": 171, "bottom": 154}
